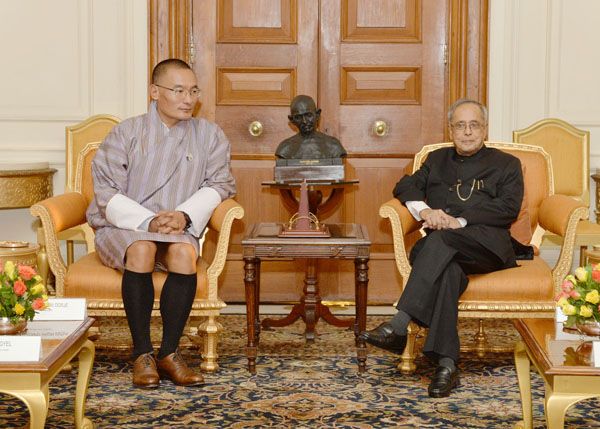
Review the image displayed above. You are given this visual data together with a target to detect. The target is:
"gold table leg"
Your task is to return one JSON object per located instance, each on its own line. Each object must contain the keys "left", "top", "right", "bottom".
{"left": 0, "top": 337, "right": 95, "bottom": 428}
{"left": 514, "top": 340, "right": 533, "bottom": 429}
{"left": 13, "top": 390, "right": 48, "bottom": 429}
{"left": 75, "top": 339, "right": 95, "bottom": 428}
{"left": 544, "top": 380, "right": 600, "bottom": 429}
{"left": 515, "top": 339, "right": 600, "bottom": 428}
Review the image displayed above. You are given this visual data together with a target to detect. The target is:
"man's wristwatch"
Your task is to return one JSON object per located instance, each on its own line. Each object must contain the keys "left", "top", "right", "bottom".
{"left": 181, "top": 211, "right": 192, "bottom": 232}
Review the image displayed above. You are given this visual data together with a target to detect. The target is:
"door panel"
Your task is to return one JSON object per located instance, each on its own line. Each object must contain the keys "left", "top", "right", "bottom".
{"left": 320, "top": 0, "right": 447, "bottom": 155}
{"left": 216, "top": 67, "right": 296, "bottom": 106}
{"left": 342, "top": 0, "right": 421, "bottom": 42}
{"left": 193, "top": 0, "right": 448, "bottom": 304}
{"left": 218, "top": 0, "right": 297, "bottom": 43}
{"left": 340, "top": 67, "right": 421, "bottom": 105}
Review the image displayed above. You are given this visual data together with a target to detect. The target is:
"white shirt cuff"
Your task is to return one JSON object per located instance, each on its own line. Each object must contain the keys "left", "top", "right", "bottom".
{"left": 106, "top": 194, "right": 156, "bottom": 231}
{"left": 405, "top": 201, "right": 430, "bottom": 221}
{"left": 175, "top": 187, "right": 222, "bottom": 237}
{"left": 138, "top": 215, "right": 155, "bottom": 232}
{"left": 457, "top": 217, "right": 467, "bottom": 227}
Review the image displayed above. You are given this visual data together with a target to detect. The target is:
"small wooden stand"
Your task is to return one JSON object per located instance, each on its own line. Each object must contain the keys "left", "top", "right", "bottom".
{"left": 279, "top": 180, "right": 330, "bottom": 238}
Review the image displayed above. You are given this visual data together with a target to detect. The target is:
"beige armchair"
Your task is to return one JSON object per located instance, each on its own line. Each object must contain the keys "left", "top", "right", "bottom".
{"left": 36, "top": 115, "right": 121, "bottom": 287}
{"left": 514, "top": 118, "right": 599, "bottom": 264}
{"left": 380, "top": 142, "right": 587, "bottom": 373}
{"left": 30, "top": 137, "right": 244, "bottom": 372}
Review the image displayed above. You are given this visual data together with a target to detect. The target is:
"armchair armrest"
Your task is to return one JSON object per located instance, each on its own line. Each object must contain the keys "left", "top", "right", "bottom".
{"left": 539, "top": 194, "right": 587, "bottom": 237}
{"left": 205, "top": 199, "right": 244, "bottom": 300}
{"left": 379, "top": 198, "right": 422, "bottom": 288}
{"left": 538, "top": 194, "right": 589, "bottom": 295}
{"left": 33, "top": 192, "right": 88, "bottom": 233}
{"left": 30, "top": 192, "right": 88, "bottom": 295}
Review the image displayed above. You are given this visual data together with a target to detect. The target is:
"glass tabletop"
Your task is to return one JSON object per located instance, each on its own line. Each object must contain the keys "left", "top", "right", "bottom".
{"left": 0, "top": 318, "right": 94, "bottom": 368}
{"left": 516, "top": 318, "right": 600, "bottom": 375}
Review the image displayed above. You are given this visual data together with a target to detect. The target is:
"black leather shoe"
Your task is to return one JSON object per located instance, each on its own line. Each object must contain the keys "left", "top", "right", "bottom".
{"left": 359, "top": 322, "right": 407, "bottom": 355}
{"left": 428, "top": 365, "right": 459, "bottom": 398}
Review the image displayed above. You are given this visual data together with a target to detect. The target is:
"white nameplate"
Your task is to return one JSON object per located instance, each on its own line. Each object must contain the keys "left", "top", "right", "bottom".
{"left": 594, "top": 342, "right": 600, "bottom": 367}
{"left": 26, "top": 320, "right": 85, "bottom": 340}
{"left": 34, "top": 298, "right": 87, "bottom": 321}
{"left": 0, "top": 336, "right": 41, "bottom": 362}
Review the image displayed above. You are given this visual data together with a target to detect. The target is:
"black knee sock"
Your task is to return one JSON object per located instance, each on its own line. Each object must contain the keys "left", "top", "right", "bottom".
{"left": 389, "top": 310, "right": 411, "bottom": 335}
{"left": 157, "top": 272, "right": 197, "bottom": 360}
{"left": 121, "top": 270, "right": 155, "bottom": 359}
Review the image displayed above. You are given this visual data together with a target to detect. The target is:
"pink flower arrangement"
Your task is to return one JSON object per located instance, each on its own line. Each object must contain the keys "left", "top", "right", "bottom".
{"left": 556, "top": 265, "right": 600, "bottom": 327}
{"left": 0, "top": 260, "right": 49, "bottom": 325}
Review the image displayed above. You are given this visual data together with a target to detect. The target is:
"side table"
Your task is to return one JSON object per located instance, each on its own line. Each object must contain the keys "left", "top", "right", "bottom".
{"left": 0, "top": 317, "right": 95, "bottom": 428}
{"left": 0, "top": 165, "right": 57, "bottom": 287}
{"left": 0, "top": 241, "right": 40, "bottom": 268}
{"left": 514, "top": 318, "right": 600, "bottom": 428}
{"left": 242, "top": 222, "right": 370, "bottom": 373}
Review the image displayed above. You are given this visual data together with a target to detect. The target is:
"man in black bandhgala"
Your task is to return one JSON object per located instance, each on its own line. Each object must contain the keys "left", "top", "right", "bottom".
{"left": 360, "top": 98, "right": 523, "bottom": 398}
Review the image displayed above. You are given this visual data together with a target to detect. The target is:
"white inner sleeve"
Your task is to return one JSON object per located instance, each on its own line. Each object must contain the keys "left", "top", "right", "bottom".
{"left": 176, "top": 187, "right": 222, "bottom": 237}
{"left": 106, "top": 194, "right": 156, "bottom": 231}
{"left": 406, "top": 200, "right": 467, "bottom": 227}
{"left": 405, "top": 201, "right": 430, "bottom": 221}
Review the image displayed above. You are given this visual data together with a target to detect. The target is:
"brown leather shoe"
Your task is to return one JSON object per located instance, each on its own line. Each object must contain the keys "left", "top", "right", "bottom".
{"left": 156, "top": 351, "right": 204, "bottom": 386}
{"left": 132, "top": 352, "right": 160, "bottom": 389}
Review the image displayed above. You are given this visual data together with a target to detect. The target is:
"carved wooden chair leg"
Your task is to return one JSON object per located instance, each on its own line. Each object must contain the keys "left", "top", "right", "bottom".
{"left": 398, "top": 321, "right": 419, "bottom": 374}
{"left": 198, "top": 315, "right": 222, "bottom": 373}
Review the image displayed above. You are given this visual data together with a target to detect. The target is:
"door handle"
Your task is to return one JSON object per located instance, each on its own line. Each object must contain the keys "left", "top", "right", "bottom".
{"left": 249, "top": 121, "right": 263, "bottom": 137}
{"left": 374, "top": 120, "right": 387, "bottom": 137}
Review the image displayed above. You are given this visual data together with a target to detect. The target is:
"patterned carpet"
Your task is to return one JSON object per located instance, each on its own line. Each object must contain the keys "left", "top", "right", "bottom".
{"left": 1, "top": 314, "right": 600, "bottom": 428}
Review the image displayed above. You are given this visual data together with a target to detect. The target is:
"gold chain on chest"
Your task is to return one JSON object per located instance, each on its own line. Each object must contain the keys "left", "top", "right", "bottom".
{"left": 456, "top": 179, "right": 476, "bottom": 202}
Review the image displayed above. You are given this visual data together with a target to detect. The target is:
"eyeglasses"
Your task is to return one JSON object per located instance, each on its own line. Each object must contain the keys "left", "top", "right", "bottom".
{"left": 155, "top": 84, "right": 201, "bottom": 99}
{"left": 451, "top": 121, "right": 485, "bottom": 132}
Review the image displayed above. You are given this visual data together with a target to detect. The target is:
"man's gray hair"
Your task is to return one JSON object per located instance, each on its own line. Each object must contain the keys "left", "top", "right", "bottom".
{"left": 447, "top": 98, "right": 488, "bottom": 124}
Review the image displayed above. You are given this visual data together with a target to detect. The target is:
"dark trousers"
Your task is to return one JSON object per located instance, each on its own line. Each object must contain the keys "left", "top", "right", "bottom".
{"left": 396, "top": 228, "right": 513, "bottom": 362}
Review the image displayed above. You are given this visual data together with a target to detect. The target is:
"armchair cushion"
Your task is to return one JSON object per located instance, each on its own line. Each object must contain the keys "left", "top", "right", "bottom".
{"left": 65, "top": 252, "right": 210, "bottom": 301}
{"left": 460, "top": 258, "right": 553, "bottom": 302}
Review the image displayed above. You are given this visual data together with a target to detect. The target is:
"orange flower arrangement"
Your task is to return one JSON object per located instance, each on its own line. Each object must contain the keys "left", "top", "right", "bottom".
{"left": 0, "top": 260, "right": 49, "bottom": 325}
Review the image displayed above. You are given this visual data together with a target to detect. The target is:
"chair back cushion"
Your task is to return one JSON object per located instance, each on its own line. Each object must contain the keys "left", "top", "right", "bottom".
{"left": 66, "top": 115, "right": 120, "bottom": 192}
{"left": 76, "top": 143, "right": 101, "bottom": 207}
{"left": 513, "top": 118, "right": 590, "bottom": 205}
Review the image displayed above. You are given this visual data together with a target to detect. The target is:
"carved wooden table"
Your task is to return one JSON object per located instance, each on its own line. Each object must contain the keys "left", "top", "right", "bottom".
{"left": 242, "top": 222, "right": 370, "bottom": 373}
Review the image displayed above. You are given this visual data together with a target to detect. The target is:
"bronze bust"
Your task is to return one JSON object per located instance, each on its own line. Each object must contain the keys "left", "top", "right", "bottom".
{"left": 275, "top": 95, "right": 347, "bottom": 160}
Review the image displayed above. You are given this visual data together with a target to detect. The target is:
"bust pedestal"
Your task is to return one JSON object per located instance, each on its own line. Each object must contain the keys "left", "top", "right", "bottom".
{"left": 259, "top": 180, "right": 360, "bottom": 338}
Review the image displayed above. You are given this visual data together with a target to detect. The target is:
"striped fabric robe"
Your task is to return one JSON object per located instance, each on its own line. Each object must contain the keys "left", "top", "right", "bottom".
{"left": 86, "top": 101, "right": 236, "bottom": 271}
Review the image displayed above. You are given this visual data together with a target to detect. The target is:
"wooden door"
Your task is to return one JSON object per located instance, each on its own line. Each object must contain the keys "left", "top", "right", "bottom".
{"left": 151, "top": 0, "right": 488, "bottom": 304}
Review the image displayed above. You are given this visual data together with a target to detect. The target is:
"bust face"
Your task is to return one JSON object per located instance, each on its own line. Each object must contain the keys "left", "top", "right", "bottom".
{"left": 289, "top": 97, "right": 320, "bottom": 136}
